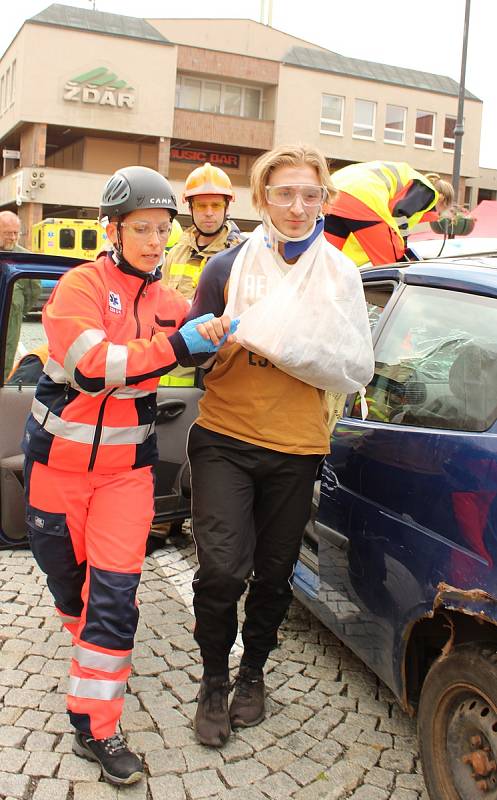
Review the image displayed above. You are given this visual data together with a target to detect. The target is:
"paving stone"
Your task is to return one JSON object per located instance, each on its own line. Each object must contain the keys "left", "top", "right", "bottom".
{"left": 0, "top": 707, "right": 23, "bottom": 725}
{"left": 182, "top": 744, "right": 223, "bottom": 771}
{"left": 145, "top": 747, "right": 186, "bottom": 776}
{"left": 0, "top": 668, "right": 28, "bottom": 686}
{"left": 182, "top": 769, "right": 227, "bottom": 798}
{"left": 349, "top": 785, "right": 390, "bottom": 799}
{"left": 258, "top": 770, "right": 301, "bottom": 799}
{"left": 125, "top": 731, "right": 165, "bottom": 753}
{"left": 220, "top": 759, "right": 269, "bottom": 787}
{"left": 0, "top": 726, "right": 29, "bottom": 747}
{"left": 262, "top": 712, "right": 300, "bottom": 738}
{"left": 294, "top": 762, "right": 364, "bottom": 800}
{"left": 396, "top": 773, "right": 426, "bottom": 791}
{"left": 24, "top": 730, "right": 58, "bottom": 752}
{"left": 16, "top": 709, "right": 51, "bottom": 729}
{"left": 218, "top": 789, "right": 266, "bottom": 800}
{"left": 32, "top": 778, "right": 71, "bottom": 800}
{"left": 256, "top": 745, "right": 296, "bottom": 771}
{"left": 0, "top": 748, "right": 29, "bottom": 773}
{"left": 380, "top": 749, "right": 415, "bottom": 773}
{"left": 0, "top": 772, "right": 31, "bottom": 799}
{"left": 149, "top": 774, "right": 186, "bottom": 800}
{"left": 389, "top": 791, "right": 419, "bottom": 800}
{"left": 285, "top": 755, "right": 325, "bottom": 786}
{"left": 120, "top": 711, "right": 155, "bottom": 732}
{"left": 160, "top": 725, "right": 197, "bottom": 749}
{"left": 23, "top": 751, "right": 61, "bottom": 777}
{"left": 57, "top": 754, "right": 101, "bottom": 781}
{"left": 73, "top": 782, "right": 119, "bottom": 800}
{"left": 44, "top": 713, "right": 73, "bottom": 734}
{"left": 4, "top": 687, "right": 44, "bottom": 708}
{"left": 365, "top": 766, "right": 396, "bottom": 789}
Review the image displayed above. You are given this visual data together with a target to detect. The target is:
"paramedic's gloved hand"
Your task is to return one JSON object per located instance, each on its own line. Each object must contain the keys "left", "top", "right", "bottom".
{"left": 178, "top": 314, "right": 239, "bottom": 354}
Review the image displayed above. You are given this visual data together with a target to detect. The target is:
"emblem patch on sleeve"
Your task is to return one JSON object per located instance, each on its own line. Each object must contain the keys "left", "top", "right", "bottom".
{"left": 108, "top": 291, "right": 122, "bottom": 314}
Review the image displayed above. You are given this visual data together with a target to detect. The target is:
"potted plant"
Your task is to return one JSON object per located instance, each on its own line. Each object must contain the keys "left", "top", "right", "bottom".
{"left": 430, "top": 205, "right": 475, "bottom": 236}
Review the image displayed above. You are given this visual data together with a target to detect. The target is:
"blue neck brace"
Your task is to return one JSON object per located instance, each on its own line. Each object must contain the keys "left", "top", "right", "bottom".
{"left": 282, "top": 217, "right": 324, "bottom": 259}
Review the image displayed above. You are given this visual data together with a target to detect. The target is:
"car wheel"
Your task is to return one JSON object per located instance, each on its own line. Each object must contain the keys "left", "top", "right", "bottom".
{"left": 418, "top": 643, "right": 497, "bottom": 799}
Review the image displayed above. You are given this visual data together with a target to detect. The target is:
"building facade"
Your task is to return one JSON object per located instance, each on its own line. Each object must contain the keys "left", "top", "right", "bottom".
{"left": 0, "top": 4, "right": 488, "bottom": 246}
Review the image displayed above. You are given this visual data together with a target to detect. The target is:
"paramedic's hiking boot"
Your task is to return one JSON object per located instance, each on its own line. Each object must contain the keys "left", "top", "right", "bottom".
{"left": 195, "top": 674, "right": 231, "bottom": 746}
{"left": 229, "top": 665, "right": 265, "bottom": 728}
{"left": 73, "top": 731, "right": 143, "bottom": 785}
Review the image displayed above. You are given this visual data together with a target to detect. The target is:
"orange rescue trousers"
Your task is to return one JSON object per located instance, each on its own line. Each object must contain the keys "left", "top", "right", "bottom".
{"left": 24, "top": 460, "right": 154, "bottom": 739}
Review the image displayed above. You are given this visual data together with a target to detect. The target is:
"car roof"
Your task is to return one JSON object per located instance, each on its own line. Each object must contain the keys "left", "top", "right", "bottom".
{"left": 361, "top": 256, "right": 497, "bottom": 298}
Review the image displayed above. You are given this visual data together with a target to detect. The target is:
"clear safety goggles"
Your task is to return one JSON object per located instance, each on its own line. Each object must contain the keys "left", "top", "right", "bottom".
{"left": 120, "top": 221, "right": 172, "bottom": 241}
{"left": 265, "top": 184, "right": 327, "bottom": 207}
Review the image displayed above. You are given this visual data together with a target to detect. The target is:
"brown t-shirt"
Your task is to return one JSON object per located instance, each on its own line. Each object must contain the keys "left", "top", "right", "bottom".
{"left": 188, "top": 242, "right": 331, "bottom": 455}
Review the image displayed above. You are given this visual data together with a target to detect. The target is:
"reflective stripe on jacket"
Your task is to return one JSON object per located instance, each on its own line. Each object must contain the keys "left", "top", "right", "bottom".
{"left": 22, "top": 254, "right": 190, "bottom": 473}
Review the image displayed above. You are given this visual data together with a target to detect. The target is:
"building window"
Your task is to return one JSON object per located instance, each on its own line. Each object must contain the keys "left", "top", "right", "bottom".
{"left": 202, "top": 81, "right": 221, "bottom": 114}
{"left": 415, "top": 110, "right": 435, "bottom": 148}
{"left": 444, "top": 115, "right": 456, "bottom": 151}
{"left": 10, "top": 60, "right": 15, "bottom": 104}
{"left": 353, "top": 99, "right": 376, "bottom": 139}
{"left": 384, "top": 104, "right": 406, "bottom": 144}
{"left": 176, "top": 75, "right": 262, "bottom": 119}
{"left": 320, "top": 94, "right": 344, "bottom": 135}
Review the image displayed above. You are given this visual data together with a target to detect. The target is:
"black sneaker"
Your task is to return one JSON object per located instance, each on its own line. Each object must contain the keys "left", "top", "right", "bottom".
{"left": 194, "top": 674, "right": 231, "bottom": 747}
{"left": 73, "top": 731, "right": 143, "bottom": 785}
{"left": 229, "top": 665, "right": 265, "bottom": 728}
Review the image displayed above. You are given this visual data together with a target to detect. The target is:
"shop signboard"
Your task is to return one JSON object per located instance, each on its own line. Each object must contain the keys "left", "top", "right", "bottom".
{"left": 63, "top": 67, "right": 135, "bottom": 108}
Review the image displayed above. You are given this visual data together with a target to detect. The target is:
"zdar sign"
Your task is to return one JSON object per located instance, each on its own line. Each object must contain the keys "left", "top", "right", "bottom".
{"left": 171, "top": 148, "right": 239, "bottom": 168}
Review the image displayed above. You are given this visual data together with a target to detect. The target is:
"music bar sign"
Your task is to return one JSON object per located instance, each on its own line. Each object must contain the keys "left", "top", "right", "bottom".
{"left": 171, "top": 148, "right": 239, "bottom": 168}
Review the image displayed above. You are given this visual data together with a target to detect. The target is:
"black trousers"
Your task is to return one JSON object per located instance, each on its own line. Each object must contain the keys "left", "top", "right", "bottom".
{"left": 187, "top": 424, "right": 322, "bottom": 674}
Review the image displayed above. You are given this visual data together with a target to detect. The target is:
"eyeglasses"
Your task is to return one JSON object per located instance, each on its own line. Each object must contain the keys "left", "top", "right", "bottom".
{"left": 191, "top": 200, "right": 226, "bottom": 212}
{"left": 265, "top": 185, "right": 327, "bottom": 207}
{"left": 120, "top": 221, "right": 172, "bottom": 241}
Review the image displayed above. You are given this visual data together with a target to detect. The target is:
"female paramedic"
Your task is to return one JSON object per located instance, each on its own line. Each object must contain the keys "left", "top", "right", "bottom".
{"left": 22, "top": 166, "right": 229, "bottom": 785}
{"left": 182, "top": 145, "right": 366, "bottom": 747}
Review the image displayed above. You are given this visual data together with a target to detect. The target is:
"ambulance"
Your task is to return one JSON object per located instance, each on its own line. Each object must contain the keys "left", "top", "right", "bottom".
{"left": 32, "top": 217, "right": 182, "bottom": 258}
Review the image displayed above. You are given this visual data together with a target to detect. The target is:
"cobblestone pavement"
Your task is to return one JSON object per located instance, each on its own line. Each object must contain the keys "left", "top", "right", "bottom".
{"left": 0, "top": 536, "right": 429, "bottom": 800}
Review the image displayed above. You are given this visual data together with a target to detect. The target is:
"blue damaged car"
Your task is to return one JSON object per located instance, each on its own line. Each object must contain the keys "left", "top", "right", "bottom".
{"left": 295, "top": 254, "right": 497, "bottom": 800}
{"left": 1, "top": 249, "right": 497, "bottom": 800}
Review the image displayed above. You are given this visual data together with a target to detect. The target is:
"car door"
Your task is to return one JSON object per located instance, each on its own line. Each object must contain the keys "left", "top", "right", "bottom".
{"left": 316, "top": 273, "right": 497, "bottom": 697}
{"left": 0, "top": 256, "right": 199, "bottom": 546}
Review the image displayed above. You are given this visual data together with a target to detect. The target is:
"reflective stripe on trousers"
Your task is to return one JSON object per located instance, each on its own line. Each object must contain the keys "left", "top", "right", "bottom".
{"left": 25, "top": 460, "right": 154, "bottom": 739}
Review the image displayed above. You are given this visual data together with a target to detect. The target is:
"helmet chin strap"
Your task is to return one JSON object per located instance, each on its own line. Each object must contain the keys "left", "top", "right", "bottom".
{"left": 262, "top": 213, "right": 324, "bottom": 259}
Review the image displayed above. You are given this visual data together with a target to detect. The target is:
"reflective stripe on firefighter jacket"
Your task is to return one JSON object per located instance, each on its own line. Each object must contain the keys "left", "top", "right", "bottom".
{"left": 22, "top": 254, "right": 190, "bottom": 473}
{"left": 160, "top": 220, "right": 243, "bottom": 387}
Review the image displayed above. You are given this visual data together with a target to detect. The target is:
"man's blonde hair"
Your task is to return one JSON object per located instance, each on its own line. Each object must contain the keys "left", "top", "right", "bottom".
{"left": 250, "top": 144, "right": 336, "bottom": 212}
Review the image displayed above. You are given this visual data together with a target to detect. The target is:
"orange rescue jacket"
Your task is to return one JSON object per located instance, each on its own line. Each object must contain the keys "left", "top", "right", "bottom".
{"left": 23, "top": 254, "right": 190, "bottom": 473}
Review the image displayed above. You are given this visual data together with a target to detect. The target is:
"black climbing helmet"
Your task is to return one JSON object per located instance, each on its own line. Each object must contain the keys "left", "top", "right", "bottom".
{"left": 99, "top": 166, "right": 178, "bottom": 220}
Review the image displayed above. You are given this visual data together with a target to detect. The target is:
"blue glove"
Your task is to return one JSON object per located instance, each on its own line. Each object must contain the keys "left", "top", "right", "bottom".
{"left": 178, "top": 314, "right": 239, "bottom": 355}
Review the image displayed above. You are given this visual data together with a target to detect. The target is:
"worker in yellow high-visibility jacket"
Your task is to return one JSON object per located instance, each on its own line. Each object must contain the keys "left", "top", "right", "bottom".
{"left": 161, "top": 162, "right": 243, "bottom": 386}
{"left": 324, "top": 161, "right": 454, "bottom": 266}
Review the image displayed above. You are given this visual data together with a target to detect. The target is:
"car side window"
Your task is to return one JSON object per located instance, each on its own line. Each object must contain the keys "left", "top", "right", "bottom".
{"left": 4, "top": 276, "right": 57, "bottom": 386}
{"left": 364, "top": 283, "right": 395, "bottom": 332}
{"left": 351, "top": 285, "right": 497, "bottom": 432}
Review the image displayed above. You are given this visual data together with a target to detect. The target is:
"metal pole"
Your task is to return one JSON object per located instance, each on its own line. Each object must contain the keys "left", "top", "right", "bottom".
{"left": 267, "top": 0, "right": 273, "bottom": 26}
{"left": 451, "top": 0, "right": 471, "bottom": 206}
